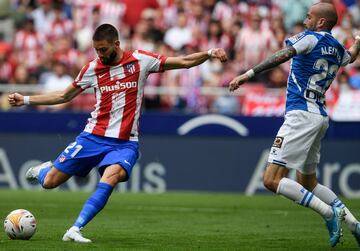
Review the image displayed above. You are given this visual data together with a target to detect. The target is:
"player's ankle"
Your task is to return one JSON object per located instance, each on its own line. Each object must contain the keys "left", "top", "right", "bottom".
{"left": 70, "top": 226, "right": 80, "bottom": 232}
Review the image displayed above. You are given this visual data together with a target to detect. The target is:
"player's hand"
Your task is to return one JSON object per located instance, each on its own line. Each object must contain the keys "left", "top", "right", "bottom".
{"left": 8, "top": 92, "right": 25, "bottom": 106}
{"left": 228, "top": 74, "right": 249, "bottom": 92}
{"left": 209, "top": 48, "right": 228, "bottom": 62}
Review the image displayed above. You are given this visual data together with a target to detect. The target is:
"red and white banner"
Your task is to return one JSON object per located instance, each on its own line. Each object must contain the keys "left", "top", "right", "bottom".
{"left": 241, "top": 86, "right": 286, "bottom": 117}
{"left": 331, "top": 90, "right": 360, "bottom": 121}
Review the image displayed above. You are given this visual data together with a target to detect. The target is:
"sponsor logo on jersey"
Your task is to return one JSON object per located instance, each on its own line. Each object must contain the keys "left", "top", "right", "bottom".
{"left": 272, "top": 136, "right": 284, "bottom": 148}
{"left": 288, "top": 32, "right": 306, "bottom": 44}
{"left": 99, "top": 81, "right": 138, "bottom": 93}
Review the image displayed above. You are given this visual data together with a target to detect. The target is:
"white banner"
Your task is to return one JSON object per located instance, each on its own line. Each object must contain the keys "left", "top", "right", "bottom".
{"left": 331, "top": 90, "right": 360, "bottom": 121}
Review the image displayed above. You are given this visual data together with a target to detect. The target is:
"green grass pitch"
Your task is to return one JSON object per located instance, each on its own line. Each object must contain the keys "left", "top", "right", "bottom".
{"left": 0, "top": 189, "right": 359, "bottom": 251}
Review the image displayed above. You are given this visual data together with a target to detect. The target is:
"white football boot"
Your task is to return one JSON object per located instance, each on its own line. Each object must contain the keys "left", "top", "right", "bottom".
{"left": 25, "top": 161, "right": 53, "bottom": 181}
{"left": 62, "top": 226, "right": 92, "bottom": 243}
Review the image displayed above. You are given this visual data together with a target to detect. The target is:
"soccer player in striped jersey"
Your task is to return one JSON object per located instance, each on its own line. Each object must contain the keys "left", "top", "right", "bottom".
{"left": 229, "top": 2, "right": 360, "bottom": 248}
{"left": 8, "top": 23, "right": 228, "bottom": 243}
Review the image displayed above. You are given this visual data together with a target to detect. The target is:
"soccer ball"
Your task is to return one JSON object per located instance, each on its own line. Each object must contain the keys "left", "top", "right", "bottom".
{"left": 4, "top": 209, "right": 37, "bottom": 240}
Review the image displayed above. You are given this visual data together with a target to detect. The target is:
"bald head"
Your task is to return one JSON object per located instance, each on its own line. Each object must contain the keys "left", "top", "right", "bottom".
{"left": 312, "top": 3, "right": 338, "bottom": 30}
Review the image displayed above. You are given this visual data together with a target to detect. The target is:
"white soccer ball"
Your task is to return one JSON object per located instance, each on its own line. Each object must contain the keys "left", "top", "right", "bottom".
{"left": 4, "top": 209, "right": 37, "bottom": 240}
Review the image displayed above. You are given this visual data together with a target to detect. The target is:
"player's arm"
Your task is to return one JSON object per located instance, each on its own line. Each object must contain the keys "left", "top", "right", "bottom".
{"left": 8, "top": 84, "right": 82, "bottom": 107}
{"left": 229, "top": 46, "right": 296, "bottom": 92}
{"left": 348, "top": 37, "right": 360, "bottom": 63}
{"left": 163, "top": 48, "right": 228, "bottom": 71}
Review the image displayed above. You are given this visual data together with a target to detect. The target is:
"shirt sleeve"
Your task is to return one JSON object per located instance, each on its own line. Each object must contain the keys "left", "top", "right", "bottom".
{"left": 341, "top": 50, "right": 351, "bottom": 66}
{"left": 72, "top": 62, "right": 93, "bottom": 90}
{"left": 285, "top": 32, "right": 318, "bottom": 55}
{"left": 136, "top": 50, "right": 167, "bottom": 73}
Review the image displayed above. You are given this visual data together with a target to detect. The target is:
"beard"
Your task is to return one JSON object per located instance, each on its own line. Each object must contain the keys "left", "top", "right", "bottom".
{"left": 101, "top": 49, "right": 118, "bottom": 65}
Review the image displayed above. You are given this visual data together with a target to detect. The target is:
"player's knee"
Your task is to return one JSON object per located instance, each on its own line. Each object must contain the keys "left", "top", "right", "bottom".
{"left": 42, "top": 180, "right": 57, "bottom": 189}
{"left": 114, "top": 168, "right": 128, "bottom": 183}
{"left": 102, "top": 167, "right": 128, "bottom": 186}
{"left": 263, "top": 175, "right": 277, "bottom": 193}
{"left": 42, "top": 177, "right": 59, "bottom": 189}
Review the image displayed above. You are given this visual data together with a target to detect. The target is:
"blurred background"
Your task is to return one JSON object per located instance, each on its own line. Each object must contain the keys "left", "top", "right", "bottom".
{"left": 0, "top": 0, "right": 359, "bottom": 197}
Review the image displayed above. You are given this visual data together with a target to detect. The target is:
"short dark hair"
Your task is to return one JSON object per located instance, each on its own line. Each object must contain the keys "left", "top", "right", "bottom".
{"left": 92, "top": 24, "right": 119, "bottom": 42}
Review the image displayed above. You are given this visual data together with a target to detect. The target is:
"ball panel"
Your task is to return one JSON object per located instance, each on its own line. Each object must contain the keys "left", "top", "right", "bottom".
{"left": 3, "top": 209, "right": 37, "bottom": 240}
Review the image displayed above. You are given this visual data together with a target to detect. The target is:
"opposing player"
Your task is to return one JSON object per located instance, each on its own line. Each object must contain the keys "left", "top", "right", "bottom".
{"left": 8, "top": 23, "right": 228, "bottom": 243}
{"left": 229, "top": 3, "right": 360, "bottom": 248}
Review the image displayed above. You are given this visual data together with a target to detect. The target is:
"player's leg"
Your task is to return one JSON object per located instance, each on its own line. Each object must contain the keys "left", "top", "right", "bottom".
{"left": 63, "top": 141, "right": 139, "bottom": 243}
{"left": 298, "top": 171, "right": 360, "bottom": 247}
{"left": 73, "top": 164, "right": 127, "bottom": 230}
{"left": 26, "top": 161, "right": 71, "bottom": 189}
{"left": 63, "top": 164, "right": 127, "bottom": 243}
{"left": 264, "top": 163, "right": 344, "bottom": 247}
{"left": 264, "top": 163, "right": 332, "bottom": 219}
{"left": 266, "top": 111, "right": 345, "bottom": 247}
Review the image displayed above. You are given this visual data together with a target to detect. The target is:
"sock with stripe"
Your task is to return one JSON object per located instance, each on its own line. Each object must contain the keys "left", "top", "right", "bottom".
{"left": 38, "top": 167, "right": 51, "bottom": 187}
{"left": 277, "top": 177, "right": 333, "bottom": 219}
{"left": 73, "top": 182, "right": 114, "bottom": 229}
{"left": 313, "top": 183, "right": 358, "bottom": 232}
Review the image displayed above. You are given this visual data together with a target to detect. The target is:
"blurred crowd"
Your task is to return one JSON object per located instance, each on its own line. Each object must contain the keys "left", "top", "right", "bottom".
{"left": 0, "top": 0, "right": 360, "bottom": 114}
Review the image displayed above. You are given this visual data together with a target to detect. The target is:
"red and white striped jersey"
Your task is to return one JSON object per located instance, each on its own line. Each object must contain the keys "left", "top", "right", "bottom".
{"left": 73, "top": 50, "right": 167, "bottom": 141}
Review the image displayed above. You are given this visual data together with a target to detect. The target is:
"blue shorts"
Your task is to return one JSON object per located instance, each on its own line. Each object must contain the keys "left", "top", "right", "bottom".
{"left": 53, "top": 132, "right": 139, "bottom": 179}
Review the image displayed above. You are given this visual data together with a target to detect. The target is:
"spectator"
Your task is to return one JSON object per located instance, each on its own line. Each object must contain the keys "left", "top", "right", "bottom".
{"left": 42, "top": 61, "right": 73, "bottom": 92}
{"left": 10, "top": 64, "right": 35, "bottom": 84}
{"left": 13, "top": 17, "right": 46, "bottom": 72}
{"left": 99, "top": 0, "right": 126, "bottom": 29}
{"left": 349, "top": 58, "right": 360, "bottom": 89}
{"left": 30, "top": 0, "right": 55, "bottom": 33}
{"left": 275, "top": 0, "right": 313, "bottom": 32}
{"left": 122, "top": 0, "right": 159, "bottom": 29}
{"left": 200, "top": 19, "right": 232, "bottom": 54}
{"left": 41, "top": 60, "right": 73, "bottom": 110}
{"left": 349, "top": 0, "right": 360, "bottom": 26}
{"left": 0, "top": 0, "right": 14, "bottom": 43}
{"left": 45, "top": 2, "right": 73, "bottom": 43}
{"left": 0, "top": 40, "right": 14, "bottom": 84}
{"left": 164, "top": 11, "right": 192, "bottom": 51}
{"left": 235, "top": 10, "right": 278, "bottom": 81}
{"left": 75, "top": 6, "right": 101, "bottom": 55}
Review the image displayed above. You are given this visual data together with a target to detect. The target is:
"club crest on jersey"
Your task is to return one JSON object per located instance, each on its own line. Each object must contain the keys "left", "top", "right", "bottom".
{"left": 272, "top": 136, "right": 284, "bottom": 148}
{"left": 59, "top": 155, "right": 66, "bottom": 162}
{"left": 125, "top": 63, "right": 136, "bottom": 74}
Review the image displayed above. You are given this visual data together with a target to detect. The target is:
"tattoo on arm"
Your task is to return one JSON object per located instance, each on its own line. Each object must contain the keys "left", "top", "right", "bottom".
{"left": 349, "top": 39, "right": 360, "bottom": 63}
{"left": 253, "top": 46, "right": 296, "bottom": 74}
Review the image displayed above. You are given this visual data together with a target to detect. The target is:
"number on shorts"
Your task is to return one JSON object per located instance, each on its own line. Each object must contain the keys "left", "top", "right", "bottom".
{"left": 64, "top": 142, "right": 83, "bottom": 158}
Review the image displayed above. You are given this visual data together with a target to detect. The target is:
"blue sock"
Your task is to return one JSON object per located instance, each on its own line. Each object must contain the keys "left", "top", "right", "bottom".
{"left": 38, "top": 167, "right": 51, "bottom": 187}
{"left": 73, "top": 183, "right": 113, "bottom": 229}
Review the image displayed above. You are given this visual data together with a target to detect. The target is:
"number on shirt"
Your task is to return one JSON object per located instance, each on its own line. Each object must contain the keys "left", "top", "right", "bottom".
{"left": 308, "top": 58, "right": 339, "bottom": 93}
{"left": 64, "top": 142, "right": 83, "bottom": 158}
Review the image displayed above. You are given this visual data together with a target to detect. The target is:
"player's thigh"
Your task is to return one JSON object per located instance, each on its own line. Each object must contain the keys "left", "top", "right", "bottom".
{"left": 53, "top": 133, "right": 106, "bottom": 177}
{"left": 304, "top": 115, "right": 329, "bottom": 174}
{"left": 268, "top": 110, "right": 322, "bottom": 170}
{"left": 98, "top": 142, "right": 139, "bottom": 182}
